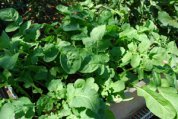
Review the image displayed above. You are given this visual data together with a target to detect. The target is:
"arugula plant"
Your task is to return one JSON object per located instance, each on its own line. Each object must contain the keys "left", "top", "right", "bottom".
{"left": 0, "top": 0, "right": 178, "bottom": 118}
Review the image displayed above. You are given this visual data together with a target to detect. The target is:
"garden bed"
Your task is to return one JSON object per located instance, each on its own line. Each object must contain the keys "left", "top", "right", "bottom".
{"left": 1, "top": 0, "right": 178, "bottom": 119}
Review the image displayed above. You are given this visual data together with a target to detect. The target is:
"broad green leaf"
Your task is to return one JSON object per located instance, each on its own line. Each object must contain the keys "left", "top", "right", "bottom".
{"left": 138, "top": 39, "right": 151, "bottom": 53}
{"left": 79, "top": 50, "right": 98, "bottom": 73}
{"left": 82, "top": 38, "right": 110, "bottom": 51}
{"left": 159, "top": 87, "right": 178, "bottom": 118}
{"left": 120, "top": 51, "right": 132, "bottom": 66}
{"left": 47, "top": 79, "right": 66, "bottom": 99}
{"left": 71, "top": 27, "right": 88, "bottom": 41}
{"left": 30, "top": 48, "right": 44, "bottom": 64}
{"left": 131, "top": 53, "right": 141, "bottom": 68}
{"left": 57, "top": 40, "right": 71, "bottom": 51}
{"left": 62, "top": 24, "right": 81, "bottom": 31}
{"left": 0, "top": 103, "right": 15, "bottom": 119}
{"left": 47, "top": 80, "right": 64, "bottom": 92}
{"left": 128, "top": 42, "right": 137, "bottom": 52}
{"left": 80, "top": 54, "right": 109, "bottom": 73}
{"left": 80, "top": 58, "right": 99, "bottom": 73}
{"left": 0, "top": 53, "right": 19, "bottom": 69}
{"left": 90, "top": 25, "right": 106, "bottom": 41}
{"left": 161, "top": 78, "right": 171, "bottom": 87}
{"left": 12, "top": 97, "right": 35, "bottom": 118}
{"left": 138, "top": 34, "right": 149, "bottom": 42}
{"left": 151, "top": 47, "right": 169, "bottom": 66}
{"left": 0, "top": 8, "right": 19, "bottom": 21}
{"left": 56, "top": 5, "right": 70, "bottom": 14}
{"left": 60, "top": 47, "right": 82, "bottom": 74}
{"left": 0, "top": 31, "right": 10, "bottom": 49}
{"left": 68, "top": 87, "right": 100, "bottom": 113}
{"left": 110, "top": 47, "right": 125, "bottom": 60}
{"left": 19, "top": 21, "right": 31, "bottom": 34}
{"left": 144, "top": 20, "right": 157, "bottom": 31}
{"left": 37, "top": 95, "right": 54, "bottom": 115}
{"left": 43, "top": 44, "right": 59, "bottom": 62}
{"left": 119, "top": 27, "right": 137, "bottom": 40}
{"left": 167, "top": 41, "right": 178, "bottom": 56}
{"left": 74, "top": 79, "right": 86, "bottom": 89}
{"left": 67, "top": 79, "right": 101, "bottom": 114}
{"left": 142, "top": 58, "right": 153, "bottom": 71}
{"left": 138, "top": 68, "right": 144, "bottom": 80}
{"left": 85, "top": 78, "right": 99, "bottom": 92}
{"left": 95, "top": 40, "right": 110, "bottom": 52}
{"left": 23, "top": 23, "right": 42, "bottom": 41}
{"left": 158, "top": 11, "right": 172, "bottom": 26}
{"left": 137, "top": 87, "right": 176, "bottom": 119}
{"left": 152, "top": 72, "right": 161, "bottom": 87}
{"left": 158, "top": 11, "right": 178, "bottom": 28}
{"left": 111, "top": 80, "right": 125, "bottom": 93}
{"left": 5, "top": 16, "right": 23, "bottom": 32}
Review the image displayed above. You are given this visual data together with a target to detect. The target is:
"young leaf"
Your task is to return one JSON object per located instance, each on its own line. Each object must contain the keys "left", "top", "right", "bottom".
{"left": 5, "top": 16, "right": 23, "bottom": 32}
{"left": 0, "top": 103, "right": 15, "bottom": 119}
{"left": 56, "top": 5, "right": 70, "bottom": 14}
{"left": 43, "top": 44, "right": 59, "bottom": 62}
{"left": 137, "top": 87, "right": 176, "bottom": 119}
{"left": 67, "top": 78, "right": 101, "bottom": 114}
{"left": 142, "top": 58, "right": 153, "bottom": 71}
{"left": 47, "top": 79, "right": 64, "bottom": 92}
{"left": 90, "top": 25, "right": 106, "bottom": 41}
{"left": 0, "top": 8, "right": 19, "bottom": 21}
{"left": 12, "top": 97, "right": 35, "bottom": 118}
{"left": 110, "top": 80, "right": 125, "bottom": 93}
{"left": 0, "top": 53, "right": 19, "bottom": 69}
{"left": 80, "top": 54, "right": 109, "bottom": 73}
{"left": 0, "top": 31, "right": 10, "bottom": 49}
{"left": 158, "top": 11, "right": 178, "bottom": 28}
{"left": 128, "top": 42, "right": 137, "bottom": 52}
{"left": 120, "top": 51, "right": 132, "bottom": 66}
{"left": 60, "top": 47, "right": 82, "bottom": 74}
{"left": 130, "top": 53, "right": 141, "bottom": 68}
{"left": 167, "top": 41, "right": 178, "bottom": 56}
{"left": 62, "top": 24, "right": 81, "bottom": 31}
{"left": 159, "top": 87, "right": 178, "bottom": 118}
{"left": 138, "top": 39, "right": 151, "bottom": 53}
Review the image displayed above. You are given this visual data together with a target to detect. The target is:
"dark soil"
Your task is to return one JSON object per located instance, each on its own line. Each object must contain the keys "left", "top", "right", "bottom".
{"left": 0, "top": 0, "right": 70, "bottom": 23}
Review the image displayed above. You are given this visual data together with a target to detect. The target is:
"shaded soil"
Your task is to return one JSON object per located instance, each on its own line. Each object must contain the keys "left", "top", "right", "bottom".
{"left": 0, "top": 0, "right": 72, "bottom": 23}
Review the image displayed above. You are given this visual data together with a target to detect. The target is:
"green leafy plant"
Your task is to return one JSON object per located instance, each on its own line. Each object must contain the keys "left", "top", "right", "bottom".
{"left": 0, "top": 0, "right": 178, "bottom": 118}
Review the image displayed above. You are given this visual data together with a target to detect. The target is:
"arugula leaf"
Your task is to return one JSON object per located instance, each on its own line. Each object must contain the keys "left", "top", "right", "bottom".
{"left": 137, "top": 87, "right": 176, "bottom": 119}
{"left": 12, "top": 97, "right": 35, "bottom": 118}
{"left": 120, "top": 51, "right": 132, "bottom": 66}
{"left": 0, "top": 103, "right": 15, "bottom": 119}
{"left": 80, "top": 53, "right": 109, "bottom": 73}
{"left": 5, "top": 16, "right": 23, "bottom": 32}
{"left": 0, "top": 53, "right": 19, "bottom": 69}
{"left": 0, "top": 8, "right": 19, "bottom": 21}
{"left": 67, "top": 78, "right": 101, "bottom": 114}
{"left": 159, "top": 87, "right": 178, "bottom": 118}
{"left": 60, "top": 47, "right": 82, "bottom": 74}
{"left": 43, "top": 44, "right": 59, "bottom": 62}
{"left": 90, "top": 25, "right": 106, "bottom": 41}
{"left": 138, "top": 39, "right": 151, "bottom": 54}
{"left": 130, "top": 53, "right": 141, "bottom": 68}
{"left": 56, "top": 5, "right": 70, "bottom": 14}
{"left": 0, "top": 31, "right": 10, "bottom": 49}
{"left": 158, "top": 11, "right": 178, "bottom": 28}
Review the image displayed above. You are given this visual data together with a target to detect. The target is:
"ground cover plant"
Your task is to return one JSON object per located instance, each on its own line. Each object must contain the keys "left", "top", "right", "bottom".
{"left": 0, "top": 0, "right": 178, "bottom": 118}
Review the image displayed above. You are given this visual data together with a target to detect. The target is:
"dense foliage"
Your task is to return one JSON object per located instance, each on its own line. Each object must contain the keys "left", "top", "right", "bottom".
{"left": 0, "top": 0, "right": 178, "bottom": 118}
